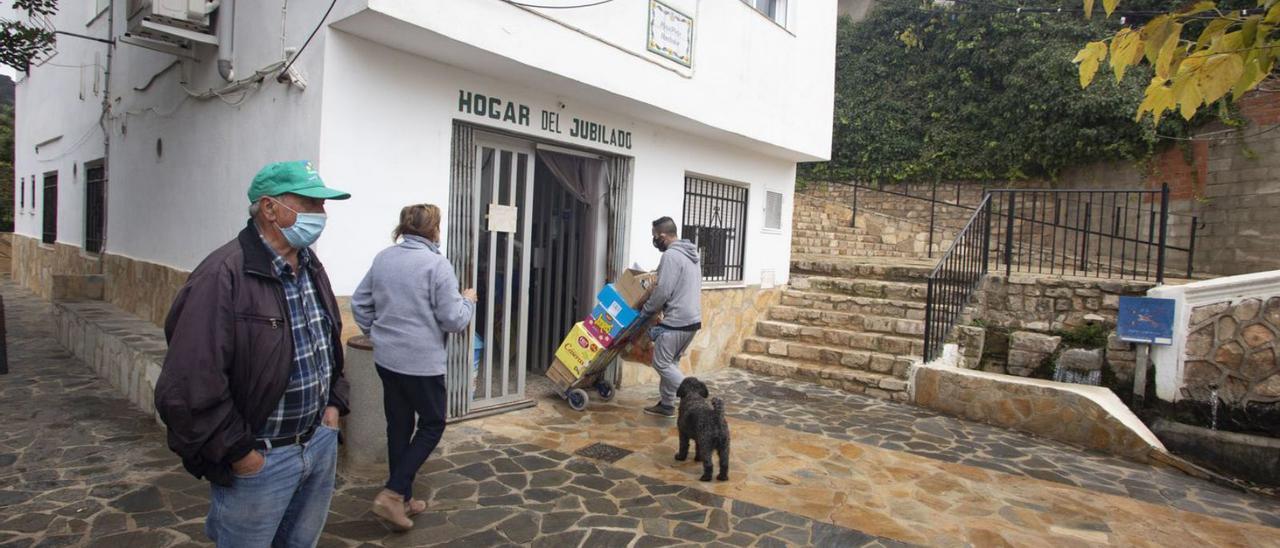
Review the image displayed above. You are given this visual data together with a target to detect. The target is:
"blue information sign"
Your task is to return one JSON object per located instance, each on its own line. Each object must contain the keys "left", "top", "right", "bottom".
{"left": 1117, "top": 296, "right": 1176, "bottom": 345}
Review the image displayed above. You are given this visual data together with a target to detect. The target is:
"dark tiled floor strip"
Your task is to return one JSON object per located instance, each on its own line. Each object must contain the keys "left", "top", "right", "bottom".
{"left": 0, "top": 281, "right": 905, "bottom": 547}
{"left": 708, "top": 368, "right": 1280, "bottom": 528}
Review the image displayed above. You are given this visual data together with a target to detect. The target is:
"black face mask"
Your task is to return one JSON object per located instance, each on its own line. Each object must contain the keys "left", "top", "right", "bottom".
{"left": 653, "top": 236, "right": 668, "bottom": 252}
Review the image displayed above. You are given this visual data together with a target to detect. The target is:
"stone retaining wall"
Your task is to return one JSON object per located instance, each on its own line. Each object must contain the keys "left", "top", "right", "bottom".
{"left": 52, "top": 300, "right": 167, "bottom": 422}
{"left": 12, "top": 234, "right": 189, "bottom": 328}
{"left": 1182, "top": 297, "right": 1280, "bottom": 405}
{"left": 914, "top": 356, "right": 1164, "bottom": 463}
{"left": 621, "top": 285, "right": 781, "bottom": 388}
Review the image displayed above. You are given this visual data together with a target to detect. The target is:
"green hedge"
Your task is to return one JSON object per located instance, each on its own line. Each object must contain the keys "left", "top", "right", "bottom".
{"left": 802, "top": 0, "right": 1219, "bottom": 184}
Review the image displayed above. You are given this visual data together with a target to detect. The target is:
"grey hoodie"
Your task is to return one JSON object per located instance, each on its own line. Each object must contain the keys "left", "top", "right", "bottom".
{"left": 642, "top": 239, "right": 702, "bottom": 329}
{"left": 351, "top": 235, "right": 475, "bottom": 376}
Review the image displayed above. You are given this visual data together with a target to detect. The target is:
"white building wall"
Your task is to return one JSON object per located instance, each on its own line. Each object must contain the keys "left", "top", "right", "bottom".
{"left": 343, "top": 0, "right": 837, "bottom": 161}
{"left": 13, "top": 2, "right": 111, "bottom": 246}
{"left": 317, "top": 32, "right": 796, "bottom": 295}
{"left": 15, "top": 0, "right": 340, "bottom": 270}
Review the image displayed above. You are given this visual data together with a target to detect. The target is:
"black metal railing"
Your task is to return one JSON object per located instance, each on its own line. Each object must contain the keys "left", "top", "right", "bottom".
{"left": 840, "top": 181, "right": 980, "bottom": 258}
{"left": 923, "top": 195, "right": 993, "bottom": 362}
{"left": 42, "top": 172, "right": 58, "bottom": 245}
{"left": 988, "top": 184, "right": 1183, "bottom": 283}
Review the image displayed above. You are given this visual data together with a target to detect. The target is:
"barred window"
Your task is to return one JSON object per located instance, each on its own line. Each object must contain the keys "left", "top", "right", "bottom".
{"left": 42, "top": 171, "right": 58, "bottom": 244}
{"left": 682, "top": 176, "right": 748, "bottom": 283}
{"left": 85, "top": 160, "right": 106, "bottom": 254}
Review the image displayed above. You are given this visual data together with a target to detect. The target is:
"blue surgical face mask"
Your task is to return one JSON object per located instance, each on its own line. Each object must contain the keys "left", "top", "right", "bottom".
{"left": 270, "top": 198, "right": 327, "bottom": 249}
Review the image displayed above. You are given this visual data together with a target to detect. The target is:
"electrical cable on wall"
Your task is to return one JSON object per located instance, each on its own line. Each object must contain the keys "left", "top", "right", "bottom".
{"left": 277, "top": 0, "right": 338, "bottom": 81}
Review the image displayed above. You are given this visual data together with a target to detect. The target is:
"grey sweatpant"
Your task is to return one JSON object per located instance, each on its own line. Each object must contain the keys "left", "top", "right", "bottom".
{"left": 650, "top": 326, "right": 697, "bottom": 406}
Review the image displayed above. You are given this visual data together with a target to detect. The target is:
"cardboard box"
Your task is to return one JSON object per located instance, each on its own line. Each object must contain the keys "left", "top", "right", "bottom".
{"left": 554, "top": 322, "right": 605, "bottom": 377}
{"left": 583, "top": 284, "right": 640, "bottom": 347}
{"left": 614, "top": 268, "right": 659, "bottom": 308}
{"left": 547, "top": 358, "right": 580, "bottom": 385}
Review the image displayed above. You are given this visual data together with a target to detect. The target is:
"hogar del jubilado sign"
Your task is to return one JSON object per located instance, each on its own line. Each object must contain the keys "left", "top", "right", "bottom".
{"left": 457, "top": 90, "right": 633, "bottom": 150}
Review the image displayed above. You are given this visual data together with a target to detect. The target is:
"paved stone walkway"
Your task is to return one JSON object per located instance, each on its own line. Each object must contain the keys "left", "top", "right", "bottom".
{"left": 2, "top": 279, "right": 1279, "bottom": 547}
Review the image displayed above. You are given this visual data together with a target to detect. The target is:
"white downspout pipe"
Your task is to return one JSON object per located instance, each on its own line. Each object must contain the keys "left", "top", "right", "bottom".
{"left": 216, "top": 0, "right": 235, "bottom": 81}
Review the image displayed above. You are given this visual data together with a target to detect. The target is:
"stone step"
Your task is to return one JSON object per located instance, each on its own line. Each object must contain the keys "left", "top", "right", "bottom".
{"left": 741, "top": 337, "right": 916, "bottom": 378}
{"left": 791, "top": 247, "right": 926, "bottom": 260}
{"left": 789, "top": 276, "right": 930, "bottom": 302}
{"left": 767, "top": 305, "right": 925, "bottom": 336}
{"left": 790, "top": 229, "right": 884, "bottom": 244}
{"left": 755, "top": 320, "right": 925, "bottom": 356}
{"left": 779, "top": 290, "right": 927, "bottom": 320}
{"left": 789, "top": 256, "right": 936, "bottom": 281}
{"left": 731, "top": 352, "right": 910, "bottom": 401}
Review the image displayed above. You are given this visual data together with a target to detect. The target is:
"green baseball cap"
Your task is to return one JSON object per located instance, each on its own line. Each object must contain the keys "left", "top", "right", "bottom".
{"left": 247, "top": 161, "right": 351, "bottom": 203}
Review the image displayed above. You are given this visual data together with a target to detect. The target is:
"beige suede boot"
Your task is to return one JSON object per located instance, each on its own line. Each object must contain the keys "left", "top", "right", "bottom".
{"left": 372, "top": 489, "right": 413, "bottom": 531}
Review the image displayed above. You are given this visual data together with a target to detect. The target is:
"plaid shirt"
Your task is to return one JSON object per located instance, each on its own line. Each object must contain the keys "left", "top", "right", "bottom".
{"left": 257, "top": 237, "right": 335, "bottom": 440}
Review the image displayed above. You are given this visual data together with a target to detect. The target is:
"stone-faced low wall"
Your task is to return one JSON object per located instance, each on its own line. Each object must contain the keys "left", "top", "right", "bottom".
{"left": 12, "top": 235, "right": 102, "bottom": 300}
{"left": 971, "top": 274, "right": 1155, "bottom": 332}
{"left": 620, "top": 285, "right": 781, "bottom": 387}
{"left": 52, "top": 300, "right": 167, "bottom": 422}
{"left": 12, "top": 234, "right": 189, "bottom": 329}
{"left": 913, "top": 358, "right": 1164, "bottom": 462}
{"left": 1182, "top": 297, "right": 1280, "bottom": 405}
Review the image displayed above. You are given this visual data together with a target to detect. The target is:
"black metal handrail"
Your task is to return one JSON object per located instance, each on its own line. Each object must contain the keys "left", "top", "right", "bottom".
{"left": 988, "top": 184, "right": 1178, "bottom": 282}
{"left": 819, "top": 181, "right": 1197, "bottom": 277}
{"left": 923, "top": 195, "right": 993, "bottom": 362}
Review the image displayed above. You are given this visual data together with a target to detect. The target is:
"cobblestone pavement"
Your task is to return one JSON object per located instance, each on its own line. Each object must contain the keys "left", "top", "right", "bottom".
{"left": 711, "top": 369, "right": 1280, "bottom": 527}
{"left": 0, "top": 281, "right": 897, "bottom": 547}
{"left": 3, "top": 279, "right": 1280, "bottom": 547}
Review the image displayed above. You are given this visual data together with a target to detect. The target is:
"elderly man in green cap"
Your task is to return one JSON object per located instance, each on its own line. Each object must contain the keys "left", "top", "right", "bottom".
{"left": 156, "top": 161, "right": 353, "bottom": 547}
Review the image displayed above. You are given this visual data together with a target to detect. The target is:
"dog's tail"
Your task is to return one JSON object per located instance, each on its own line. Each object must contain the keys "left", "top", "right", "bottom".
{"left": 711, "top": 397, "right": 725, "bottom": 418}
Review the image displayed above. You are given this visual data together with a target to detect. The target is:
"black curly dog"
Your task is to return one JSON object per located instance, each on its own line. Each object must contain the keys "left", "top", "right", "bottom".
{"left": 674, "top": 377, "right": 730, "bottom": 482}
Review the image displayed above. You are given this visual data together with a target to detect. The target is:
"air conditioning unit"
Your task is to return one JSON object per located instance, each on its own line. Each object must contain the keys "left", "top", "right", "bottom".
{"left": 123, "top": 0, "right": 220, "bottom": 57}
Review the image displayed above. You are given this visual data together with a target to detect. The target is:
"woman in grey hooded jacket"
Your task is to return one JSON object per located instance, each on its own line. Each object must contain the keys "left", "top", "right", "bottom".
{"left": 351, "top": 204, "right": 476, "bottom": 531}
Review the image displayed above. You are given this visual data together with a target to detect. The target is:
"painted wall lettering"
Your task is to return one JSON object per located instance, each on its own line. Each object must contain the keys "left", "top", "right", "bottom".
{"left": 458, "top": 89, "right": 632, "bottom": 150}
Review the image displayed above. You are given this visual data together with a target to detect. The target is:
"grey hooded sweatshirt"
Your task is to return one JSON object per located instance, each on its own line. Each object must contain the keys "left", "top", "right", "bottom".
{"left": 642, "top": 239, "right": 702, "bottom": 329}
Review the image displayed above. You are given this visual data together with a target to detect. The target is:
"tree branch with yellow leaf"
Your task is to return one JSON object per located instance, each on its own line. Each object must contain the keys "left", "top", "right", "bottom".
{"left": 1074, "top": 0, "right": 1279, "bottom": 125}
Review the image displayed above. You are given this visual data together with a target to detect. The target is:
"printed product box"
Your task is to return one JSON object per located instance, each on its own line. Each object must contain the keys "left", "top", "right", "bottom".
{"left": 614, "top": 268, "right": 659, "bottom": 307}
{"left": 583, "top": 284, "right": 640, "bottom": 347}
{"left": 554, "top": 322, "right": 605, "bottom": 377}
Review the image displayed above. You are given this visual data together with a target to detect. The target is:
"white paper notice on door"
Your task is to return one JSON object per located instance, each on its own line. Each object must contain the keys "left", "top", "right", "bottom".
{"left": 488, "top": 204, "right": 518, "bottom": 233}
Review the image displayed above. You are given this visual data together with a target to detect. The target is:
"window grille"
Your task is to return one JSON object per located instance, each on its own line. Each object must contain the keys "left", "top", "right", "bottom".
{"left": 85, "top": 160, "right": 106, "bottom": 253}
{"left": 42, "top": 172, "right": 58, "bottom": 244}
{"left": 682, "top": 176, "right": 749, "bottom": 283}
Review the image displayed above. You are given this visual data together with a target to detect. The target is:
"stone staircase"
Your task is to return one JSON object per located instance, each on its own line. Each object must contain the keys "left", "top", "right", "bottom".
{"left": 731, "top": 183, "right": 985, "bottom": 401}
{"left": 732, "top": 256, "right": 935, "bottom": 402}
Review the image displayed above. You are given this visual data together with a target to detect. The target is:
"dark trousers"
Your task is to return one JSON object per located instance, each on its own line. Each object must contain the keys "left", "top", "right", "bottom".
{"left": 376, "top": 365, "right": 447, "bottom": 499}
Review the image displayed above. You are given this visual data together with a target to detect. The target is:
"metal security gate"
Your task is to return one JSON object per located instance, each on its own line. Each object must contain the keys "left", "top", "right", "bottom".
{"left": 446, "top": 127, "right": 535, "bottom": 418}
{"left": 446, "top": 123, "right": 633, "bottom": 418}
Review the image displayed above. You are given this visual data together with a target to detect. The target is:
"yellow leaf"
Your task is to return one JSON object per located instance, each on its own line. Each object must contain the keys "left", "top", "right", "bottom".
{"left": 1084, "top": 0, "right": 1095, "bottom": 19}
{"left": 1233, "top": 56, "right": 1272, "bottom": 98}
{"left": 1171, "top": 76, "right": 1202, "bottom": 120}
{"left": 1142, "top": 16, "right": 1173, "bottom": 64}
{"left": 1183, "top": 1, "right": 1217, "bottom": 16}
{"left": 1137, "top": 77, "right": 1175, "bottom": 125}
{"left": 1210, "top": 30, "right": 1245, "bottom": 55}
{"left": 1267, "top": 3, "right": 1280, "bottom": 24}
{"left": 1155, "top": 23, "right": 1184, "bottom": 79}
{"left": 1196, "top": 18, "right": 1232, "bottom": 49}
{"left": 1074, "top": 41, "right": 1108, "bottom": 88}
{"left": 1241, "top": 16, "right": 1260, "bottom": 47}
{"left": 1195, "top": 53, "right": 1245, "bottom": 105}
{"left": 1103, "top": 0, "right": 1119, "bottom": 16}
{"left": 1111, "top": 29, "right": 1144, "bottom": 81}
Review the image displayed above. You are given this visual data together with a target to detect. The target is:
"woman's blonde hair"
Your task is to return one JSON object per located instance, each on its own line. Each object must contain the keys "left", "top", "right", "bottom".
{"left": 393, "top": 204, "right": 442, "bottom": 243}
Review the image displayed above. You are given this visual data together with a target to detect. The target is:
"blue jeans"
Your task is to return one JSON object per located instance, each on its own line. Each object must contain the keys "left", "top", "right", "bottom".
{"left": 206, "top": 424, "right": 339, "bottom": 548}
